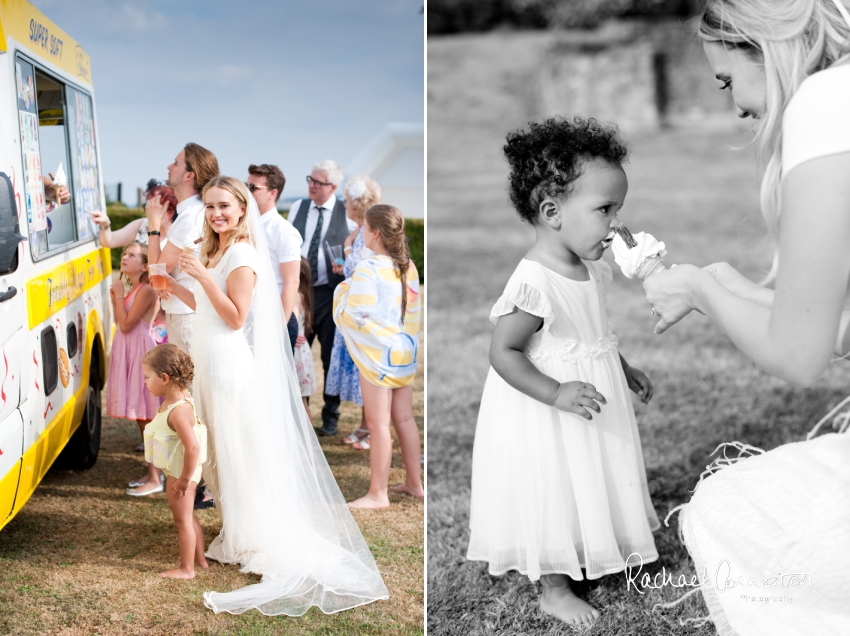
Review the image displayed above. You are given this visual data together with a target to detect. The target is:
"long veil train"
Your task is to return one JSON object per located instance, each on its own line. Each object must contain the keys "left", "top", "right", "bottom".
{"left": 200, "top": 192, "right": 388, "bottom": 615}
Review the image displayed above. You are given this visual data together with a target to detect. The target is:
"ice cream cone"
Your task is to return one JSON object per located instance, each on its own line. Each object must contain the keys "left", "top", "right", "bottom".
{"left": 635, "top": 257, "right": 666, "bottom": 280}
{"left": 53, "top": 163, "right": 67, "bottom": 187}
{"left": 183, "top": 238, "right": 200, "bottom": 255}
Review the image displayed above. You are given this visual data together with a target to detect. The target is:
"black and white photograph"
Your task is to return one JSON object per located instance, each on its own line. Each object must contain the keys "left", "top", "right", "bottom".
{"left": 427, "top": 0, "right": 850, "bottom": 634}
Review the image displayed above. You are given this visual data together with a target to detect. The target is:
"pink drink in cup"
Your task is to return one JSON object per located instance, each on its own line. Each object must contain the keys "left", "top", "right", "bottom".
{"left": 149, "top": 262, "right": 167, "bottom": 290}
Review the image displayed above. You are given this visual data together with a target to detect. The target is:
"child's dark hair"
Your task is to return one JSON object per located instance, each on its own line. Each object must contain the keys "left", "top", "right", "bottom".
{"left": 504, "top": 116, "right": 629, "bottom": 223}
{"left": 143, "top": 344, "right": 194, "bottom": 390}
{"left": 298, "top": 257, "right": 314, "bottom": 338}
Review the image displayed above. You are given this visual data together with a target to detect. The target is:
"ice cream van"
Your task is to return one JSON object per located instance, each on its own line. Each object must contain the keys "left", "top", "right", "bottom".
{"left": 0, "top": 0, "right": 112, "bottom": 531}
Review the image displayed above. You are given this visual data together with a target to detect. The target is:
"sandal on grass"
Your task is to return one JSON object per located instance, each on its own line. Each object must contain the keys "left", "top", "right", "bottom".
{"left": 342, "top": 429, "right": 370, "bottom": 444}
{"left": 352, "top": 438, "right": 371, "bottom": 451}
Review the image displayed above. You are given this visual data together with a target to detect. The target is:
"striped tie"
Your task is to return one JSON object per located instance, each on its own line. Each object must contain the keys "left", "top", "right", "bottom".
{"left": 307, "top": 206, "right": 325, "bottom": 284}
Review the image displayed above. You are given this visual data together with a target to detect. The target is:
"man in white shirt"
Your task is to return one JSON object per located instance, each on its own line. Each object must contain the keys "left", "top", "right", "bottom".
{"left": 289, "top": 160, "right": 357, "bottom": 436}
{"left": 247, "top": 163, "right": 303, "bottom": 352}
{"left": 145, "top": 142, "right": 219, "bottom": 352}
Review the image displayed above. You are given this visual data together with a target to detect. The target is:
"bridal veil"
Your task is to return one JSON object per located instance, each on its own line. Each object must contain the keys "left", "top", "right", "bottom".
{"left": 200, "top": 190, "right": 388, "bottom": 615}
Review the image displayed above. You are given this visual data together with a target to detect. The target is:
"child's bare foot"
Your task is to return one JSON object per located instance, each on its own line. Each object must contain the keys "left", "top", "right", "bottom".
{"left": 158, "top": 568, "right": 195, "bottom": 580}
{"left": 391, "top": 483, "right": 424, "bottom": 498}
{"left": 348, "top": 494, "right": 390, "bottom": 509}
{"left": 195, "top": 557, "right": 209, "bottom": 570}
{"left": 539, "top": 575, "right": 600, "bottom": 626}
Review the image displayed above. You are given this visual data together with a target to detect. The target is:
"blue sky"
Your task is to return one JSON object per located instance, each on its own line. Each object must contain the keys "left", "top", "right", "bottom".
{"left": 33, "top": 0, "right": 424, "bottom": 202}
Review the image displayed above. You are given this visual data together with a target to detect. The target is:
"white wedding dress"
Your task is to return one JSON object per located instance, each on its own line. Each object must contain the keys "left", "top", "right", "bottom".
{"left": 675, "top": 52, "right": 850, "bottom": 635}
{"left": 190, "top": 197, "right": 388, "bottom": 615}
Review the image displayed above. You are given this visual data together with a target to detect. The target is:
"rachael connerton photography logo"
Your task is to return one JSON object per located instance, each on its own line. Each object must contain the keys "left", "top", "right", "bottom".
{"left": 624, "top": 553, "right": 818, "bottom": 601}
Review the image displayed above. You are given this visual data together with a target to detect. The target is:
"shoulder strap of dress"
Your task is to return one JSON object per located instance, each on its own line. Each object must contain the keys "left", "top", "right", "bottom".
{"left": 165, "top": 398, "right": 188, "bottom": 411}
{"left": 832, "top": 0, "right": 850, "bottom": 28}
{"left": 124, "top": 283, "right": 141, "bottom": 307}
{"left": 179, "top": 396, "right": 203, "bottom": 425}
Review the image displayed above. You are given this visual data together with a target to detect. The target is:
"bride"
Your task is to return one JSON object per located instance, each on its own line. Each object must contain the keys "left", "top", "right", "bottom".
{"left": 163, "top": 175, "right": 388, "bottom": 615}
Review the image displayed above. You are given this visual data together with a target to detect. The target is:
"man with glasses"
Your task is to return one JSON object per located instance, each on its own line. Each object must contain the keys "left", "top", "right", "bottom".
{"left": 289, "top": 160, "right": 357, "bottom": 436}
{"left": 247, "top": 164, "right": 302, "bottom": 352}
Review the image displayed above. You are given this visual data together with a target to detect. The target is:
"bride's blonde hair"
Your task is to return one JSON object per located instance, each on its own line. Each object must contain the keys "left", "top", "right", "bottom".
{"left": 199, "top": 176, "right": 252, "bottom": 266}
{"left": 699, "top": 0, "right": 850, "bottom": 282}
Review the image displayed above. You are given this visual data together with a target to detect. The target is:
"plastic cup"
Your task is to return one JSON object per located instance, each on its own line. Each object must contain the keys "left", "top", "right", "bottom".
{"left": 149, "top": 262, "right": 167, "bottom": 290}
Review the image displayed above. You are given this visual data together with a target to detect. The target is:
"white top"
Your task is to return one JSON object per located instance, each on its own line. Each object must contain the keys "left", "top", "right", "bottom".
{"left": 161, "top": 194, "right": 205, "bottom": 315}
{"left": 193, "top": 242, "right": 261, "bottom": 331}
{"left": 260, "top": 209, "right": 303, "bottom": 293}
{"left": 207, "top": 242, "right": 260, "bottom": 297}
{"left": 290, "top": 196, "right": 357, "bottom": 286}
{"left": 782, "top": 63, "right": 850, "bottom": 177}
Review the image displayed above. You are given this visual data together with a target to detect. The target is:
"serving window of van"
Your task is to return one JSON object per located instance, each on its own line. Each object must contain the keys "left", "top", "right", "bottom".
{"left": 15, "top": 54, "right": 101, "bottom": 259}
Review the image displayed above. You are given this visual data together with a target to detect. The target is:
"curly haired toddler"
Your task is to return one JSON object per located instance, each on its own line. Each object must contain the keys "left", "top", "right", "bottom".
{"left": 466, "top": 116, "right": 660, "bottom": 626}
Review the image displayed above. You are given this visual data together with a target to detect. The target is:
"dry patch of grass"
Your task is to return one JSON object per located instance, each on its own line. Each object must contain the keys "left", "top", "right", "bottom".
{"left": 0, "top": 312, "right": 424, "bottom": 636}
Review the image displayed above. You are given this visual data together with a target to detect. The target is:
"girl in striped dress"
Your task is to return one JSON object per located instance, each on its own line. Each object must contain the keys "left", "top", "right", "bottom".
{"left": 333, "top": 204, "right": 422, "bottom": 509}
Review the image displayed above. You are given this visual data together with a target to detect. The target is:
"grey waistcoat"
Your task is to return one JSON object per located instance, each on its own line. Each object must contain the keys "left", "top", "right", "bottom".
{"left": 290, "top": 198, "right": 348, "bottom": 289}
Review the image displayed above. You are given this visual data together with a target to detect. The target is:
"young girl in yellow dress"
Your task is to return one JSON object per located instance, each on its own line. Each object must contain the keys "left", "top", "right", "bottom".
{"left": 141, "top": 344, "right": 208, "bottom": 579}
{"left": 333, "top": 204, "right": 423, "bottom": 509}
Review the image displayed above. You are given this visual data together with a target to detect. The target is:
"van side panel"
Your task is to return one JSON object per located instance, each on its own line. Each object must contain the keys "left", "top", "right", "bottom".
{"left": 3, "top": 305, "right": 103, "bottom": 530}
{"left": 25, "top": 247, "right": 110, "bottom": 329}
{"left": 0, "top": 411, "right": 23, "bottom": 523}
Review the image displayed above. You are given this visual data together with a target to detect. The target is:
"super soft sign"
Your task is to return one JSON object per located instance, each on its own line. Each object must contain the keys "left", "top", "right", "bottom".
{"left": 29, "top": 18, "right": 63, "bottom": 59}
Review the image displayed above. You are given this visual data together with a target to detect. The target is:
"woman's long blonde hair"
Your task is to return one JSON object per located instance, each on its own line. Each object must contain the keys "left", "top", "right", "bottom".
{"left": 699, "top": 0, "right": 850, "bottom": 281}
{"left": 365, "top": 204, "right": 411, "bottom": 324}
{"left": 199, "top": 176, "right": 252, "bottom": 266}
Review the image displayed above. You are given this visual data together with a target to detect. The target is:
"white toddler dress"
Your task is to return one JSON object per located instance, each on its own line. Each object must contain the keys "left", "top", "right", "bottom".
{"left": 467, "top": 258, "right": 660, "bottom": 581}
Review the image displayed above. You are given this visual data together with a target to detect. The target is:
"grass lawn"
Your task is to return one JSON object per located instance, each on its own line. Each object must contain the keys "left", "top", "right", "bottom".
{"left": 0, "top": 311, "right": 424, "bottom": 636}
{"left": 427, "top": 32, "right": 850, "bottom": 636}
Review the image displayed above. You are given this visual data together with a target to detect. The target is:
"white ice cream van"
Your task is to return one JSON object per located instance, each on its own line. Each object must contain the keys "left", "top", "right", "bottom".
{"left": 0, "top": 0, "right": 112, "bottom": 531}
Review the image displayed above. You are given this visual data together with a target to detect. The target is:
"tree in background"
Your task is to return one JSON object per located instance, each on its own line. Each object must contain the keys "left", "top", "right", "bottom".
{"left": 428, "top": 0, "right": 700, "bottom": 34}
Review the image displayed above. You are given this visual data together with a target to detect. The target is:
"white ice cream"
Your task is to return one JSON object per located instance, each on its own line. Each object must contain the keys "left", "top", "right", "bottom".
{"left": 53, "top": 163, "right": 67, "bottom": 187}
{"left": 612, "top": 231, "right": 667, "bottom": 279}
{"left": 183, "top": 237, "right": 199, "bottom": 253}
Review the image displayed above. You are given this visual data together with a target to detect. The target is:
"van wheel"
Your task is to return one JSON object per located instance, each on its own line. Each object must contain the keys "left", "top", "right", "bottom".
{"left": 56, "top": 355, "right": 101, "bottom": 470}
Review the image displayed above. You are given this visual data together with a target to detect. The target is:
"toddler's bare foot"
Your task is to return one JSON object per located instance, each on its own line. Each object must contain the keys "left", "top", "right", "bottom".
{"left": 348, "top": 494, "right": 390, "bottom": 509}
{"left": 196, "top": 557, "right": 209, "bottom": 570}
{"left": 159, "top": 568, "right": 195, "bottom": 580}
{"left": 391, "top": 483, "right": 424, "bottom": 498}
{"left": 539, "top": 575, "right": 600, "bottom": 626}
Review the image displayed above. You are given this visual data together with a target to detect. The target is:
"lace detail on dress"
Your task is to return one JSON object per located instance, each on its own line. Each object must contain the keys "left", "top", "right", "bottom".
{"left": 526, "top": 331, "right": 618, "bottom": 362}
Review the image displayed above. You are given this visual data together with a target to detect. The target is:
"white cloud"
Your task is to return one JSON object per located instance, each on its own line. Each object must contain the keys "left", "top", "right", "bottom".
{"left": 98, "top": 3, "right": 168, "bottom": 33}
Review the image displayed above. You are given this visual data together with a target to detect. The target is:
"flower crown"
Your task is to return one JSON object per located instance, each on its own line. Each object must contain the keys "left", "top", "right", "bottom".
{"left": 347, "top": 180, "right": 367, "bottom": 200}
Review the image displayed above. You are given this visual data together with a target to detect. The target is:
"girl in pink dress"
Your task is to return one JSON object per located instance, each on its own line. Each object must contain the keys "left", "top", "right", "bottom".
{"left": 106, "top": 242, "right": 164, "bottom": 496}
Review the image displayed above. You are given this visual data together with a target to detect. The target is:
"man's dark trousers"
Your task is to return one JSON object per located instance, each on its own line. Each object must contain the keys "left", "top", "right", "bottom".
{"left": 308, "top": 285, "right": 340, "bottom": 433}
